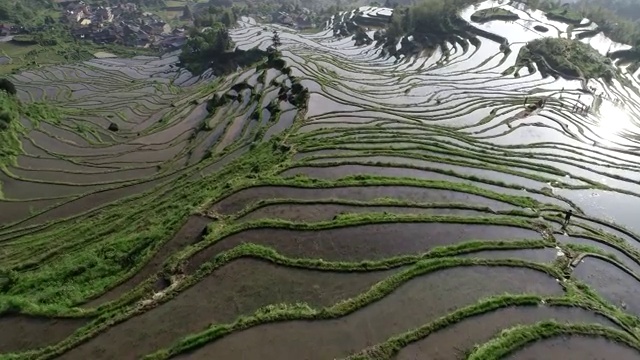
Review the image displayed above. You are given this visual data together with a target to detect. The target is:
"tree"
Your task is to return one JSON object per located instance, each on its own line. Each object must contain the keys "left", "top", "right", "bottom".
{"left": 221, "top": 11, "right": 232, "bottom": 27}
{"left": 272, "top": 30, "right": 281, "bottom": 48}
{"left": 182, "top": 5, "right": 193, "bottom": 20}
{"left": 0, "top": 78, "right": 16, "bottom": 95}
{"left": 0, "top": 3, "right": 9, "bottom": 21}
{"left": 179, "top": 24, "right": 233, "bottom": 73}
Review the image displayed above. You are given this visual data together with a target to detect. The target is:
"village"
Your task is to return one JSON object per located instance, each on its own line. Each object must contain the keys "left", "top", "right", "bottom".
{"left": 268, "top": 8, "right": 314, "bottom": 29}
{"left": 0, "top": 1, "right": 321, "bottom": 53}
{"left": 0, "top": 1, "right": 188, "bottom": 51}
{"left": 60, "top": 1, "right": 188, "bottom": 50}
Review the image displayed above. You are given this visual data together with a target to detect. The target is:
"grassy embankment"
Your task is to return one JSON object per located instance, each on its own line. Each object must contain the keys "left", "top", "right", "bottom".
{"left": 504, "top": 37, "right": 616, "bottom": 81}
{"left": 3, "top": 8, "right": 640, "bottom": 358}
{"left": 470, "top": 8, "right": 519, "bottom": 23}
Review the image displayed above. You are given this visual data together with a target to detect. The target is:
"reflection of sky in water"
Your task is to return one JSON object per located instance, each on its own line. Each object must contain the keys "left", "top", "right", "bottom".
{"left": 232, "top": 3, "right": 640, "bottom": 232}
{"left": 595, "top": 100, "right": 639, "bottom": 144}
{"left": 580, "top": 32, "right": 632, "bottom": 55}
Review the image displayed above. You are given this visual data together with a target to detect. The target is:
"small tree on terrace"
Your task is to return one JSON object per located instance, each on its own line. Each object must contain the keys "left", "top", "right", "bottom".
{"left": 272, "top": 30, "right": 281, "bottom": 48}
{"left": 221, "top": 11, "right": 232, "bottom": 27}
{"left": 182, "top": 5, "right": 193, "bottom": 20}
{"left": 0, "top": 78, "right": 16, "bottom": 95}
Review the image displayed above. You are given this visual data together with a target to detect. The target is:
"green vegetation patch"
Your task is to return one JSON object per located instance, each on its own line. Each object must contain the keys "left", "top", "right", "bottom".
{"left": 0, "top": 92, "right": 23, "bottom": 168}
{"left": 513, "top": 38, "right": 616, "bottom": 81}
{"left": 179, "top": 25, "right": 267, "bottom": 75}
{"left": 470, "top": 8, "right": 520, "bottom": 23}
{"left": 545, "top": 6, "right": 584, "bottom": 24}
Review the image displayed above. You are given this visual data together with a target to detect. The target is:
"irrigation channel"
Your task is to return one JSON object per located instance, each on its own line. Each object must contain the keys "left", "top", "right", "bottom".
{"left": 2, "top": 0, "right": 640, "bottom": 359}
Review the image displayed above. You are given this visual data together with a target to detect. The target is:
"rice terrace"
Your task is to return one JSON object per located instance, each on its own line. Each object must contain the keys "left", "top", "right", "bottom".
{"left": 3, "top": 0, "right": 640, "bottom": 358}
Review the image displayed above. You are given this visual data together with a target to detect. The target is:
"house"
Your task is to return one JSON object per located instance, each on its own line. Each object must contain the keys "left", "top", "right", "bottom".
{"left": 65, "top": 1, "right": 83, "bottom": 11}
{"left": 67, "top": 11, "right": 84, "bottom": 23}
{"left": 296, "top": 15, "right": 312, "bottom": 29}
{"left": 80, "top": 18, "right": 91, "bottom": 26}
{"left": 141, "top": 24, "right": 153, "bottom": 34}
{"left": 65, "top": 2, "right": 90, "bottom": 23}
{"left": 124, "top": 24, "right": 141, "bottom": 35}
{"left": 160, "top": 36, "right": 187, "bottom": 50}
{"left": 94, "top": 27, "right": 118, "bottom": 43}
{"left": 142, "top": 20, "right": 170, "bottom": 35}
{"left": 0, "top": 24, "right": 12, "bottom": 36}
{"left": 95, "top": 7, "right": 114, "bottom": 23}
{"left": 71, "top": 26, "right": 92, "bottom": 39}
{"left": 277, "top": 13, "right": 295, "bottom": 27}
{"left": 68, "top": 2, "right": 89, "bottom": 15}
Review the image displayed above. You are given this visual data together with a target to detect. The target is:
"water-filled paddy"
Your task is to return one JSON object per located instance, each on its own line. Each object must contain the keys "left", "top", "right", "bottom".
{"left": 186, "top": 223, "right": 543, "bottom": 272}
{"left": 506, "top": 336, "right": 640, "bottom": 360}
{"left": 60, "top": 259, "right": 398, "bottom": 360}
{"left": 174, "top": 266, "right": 562, "bottom": 360}
{"left": 3, "top": 1, "right": 640, "bottom": 358}
{"left": 397, "top": 306, "right": 617, "bottom": 360}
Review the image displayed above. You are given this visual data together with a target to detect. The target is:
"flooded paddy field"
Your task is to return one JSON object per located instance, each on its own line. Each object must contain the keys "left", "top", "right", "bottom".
{"left": 3, "top": 0, "right": 640, "bottom": 359}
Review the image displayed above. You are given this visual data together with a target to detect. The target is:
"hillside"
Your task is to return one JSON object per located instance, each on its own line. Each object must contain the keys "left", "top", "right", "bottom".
{"left": 2, "top": 0, "right": 640, "bottom": 359}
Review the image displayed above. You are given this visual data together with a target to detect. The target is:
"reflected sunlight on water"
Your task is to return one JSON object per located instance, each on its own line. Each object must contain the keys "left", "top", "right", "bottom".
{"left": 596, "top": 100, "right": 637, "bottom": 142}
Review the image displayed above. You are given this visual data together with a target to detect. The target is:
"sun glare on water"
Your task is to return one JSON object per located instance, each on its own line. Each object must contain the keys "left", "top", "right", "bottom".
{"left": 595, "top": 100, "right": 637, "bottom": 143}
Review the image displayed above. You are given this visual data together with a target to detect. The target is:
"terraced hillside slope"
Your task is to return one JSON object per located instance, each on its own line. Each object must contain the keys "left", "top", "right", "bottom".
{"left": 2, "top": 1, "right": 640, "bottom": 359}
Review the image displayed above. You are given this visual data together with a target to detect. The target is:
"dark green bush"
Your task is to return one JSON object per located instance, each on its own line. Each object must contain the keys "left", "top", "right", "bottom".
{"left": 0, "top": 78, "right": 16, "bottom": 95}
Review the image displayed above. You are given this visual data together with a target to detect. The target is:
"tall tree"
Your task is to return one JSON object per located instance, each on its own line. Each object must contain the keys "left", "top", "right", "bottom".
{"left": 0, "top": 78, "right": 16, "bottom": 95}
{"left": 182, "top": 5, "right": 193, "bottom": 20}
{"left": 221, "top": 11, "right": 232, "bottom": 27}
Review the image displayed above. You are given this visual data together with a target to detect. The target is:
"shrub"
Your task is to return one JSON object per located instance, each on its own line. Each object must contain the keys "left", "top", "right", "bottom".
{"left": 0, "top": 111, "right": 12, "bottom": 123}
{"left": 0, "top": 78, "right": 16, "bottom": 95}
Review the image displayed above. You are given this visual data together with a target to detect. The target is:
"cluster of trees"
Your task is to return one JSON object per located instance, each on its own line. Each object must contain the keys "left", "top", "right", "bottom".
{"left": 192, "top": 5, "right": 239, "bottom": 28}
{"left": 0, "top": 0, "right": 166, "bottom": 26}
{"left": 89, "top": 0, "right": 166, "bottom": 8}
{"left": 0, "top": 79, "right": 16, "bottom": 96}
{"left": 0, "top": 0, "right": 56, "bottom": 26}
{"left": 384, "top": 0, "right": 640, "bottom": 48}
{"left": 387, "top": 0, "right": 477, "bottom": 39}
{"left": 574, "top": 3, "right": 640, "bottom": 46}
{"left": 518, "top": 0, "right": 640, "bottom": 46}
{"left": 527, "top": 37, "right": 615, "bottom": 80}
{"left": 178, "top": 24, "right": 233, "bottom": 73}
{"left": 573, "top": 0, "right": 640, "bottom": 21}
{"left": 0, "top": 79, "right": 17, "bottom": 132}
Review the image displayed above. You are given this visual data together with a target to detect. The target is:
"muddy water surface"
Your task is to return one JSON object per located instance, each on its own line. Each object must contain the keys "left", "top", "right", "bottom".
{"left": 212, "top": 185, "right": 519, "bottom": 214}
{"left": 459, "top": 248, "right": 557, "bottom": 263}
{"left": 556, "top": 234, "right": 640, "bottom": 277}
{"left": 175, "top": 266, "right": 562, "bottom": 360}
{"left": 239, "top": 203, "right": 491, "bottom": 222}
{"left": 397, "top": 305, "right": 617, "bottom": 360}
{"left": 187, "top": 222, "right": 542, "bottom": 272}
{"left": 0, "top": 315, "right": 87, "bottom": 353}
{"left": 60, "top": 259, "right": 397, "bottom": 360}
{"left": 280, "top": 164, "right": 571, "bottom": 208}
{"left": 573, "top": 256, "right": 640, "bottom": 316}
{"left": 506, "top": 336, "right": 640, "bottom": 360}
